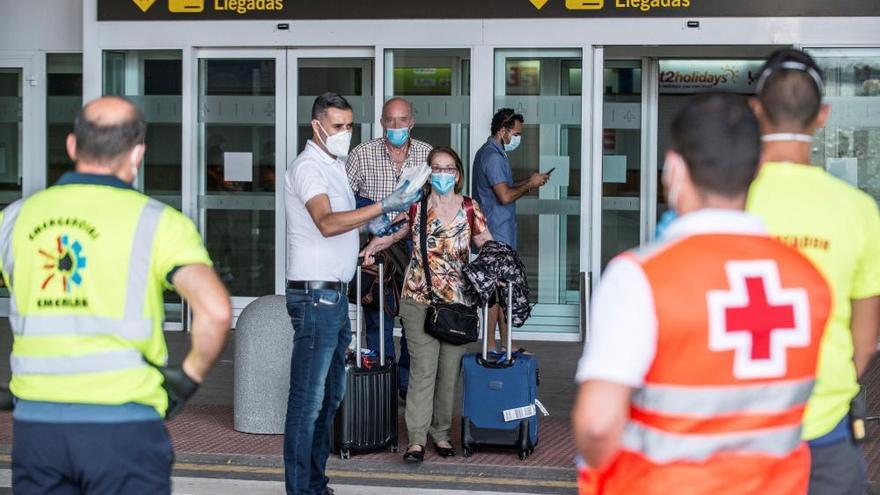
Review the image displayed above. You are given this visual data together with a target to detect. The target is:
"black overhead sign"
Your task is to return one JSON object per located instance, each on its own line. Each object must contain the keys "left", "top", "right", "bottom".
{"left": 101, "top": 0, "right": 880, "bottom": 21}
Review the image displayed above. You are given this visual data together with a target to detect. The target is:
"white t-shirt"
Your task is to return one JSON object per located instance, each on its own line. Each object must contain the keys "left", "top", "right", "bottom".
{"left": 575, "top": 209, "right": 768, "bottom": 387}
{"left": 284, "top": 140, "right": 359, "bottom": 282}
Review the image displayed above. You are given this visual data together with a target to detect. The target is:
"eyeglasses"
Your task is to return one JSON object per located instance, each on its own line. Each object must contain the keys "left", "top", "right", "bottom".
{"left": 431, "top": 167, "right": 457, "bottom": 174}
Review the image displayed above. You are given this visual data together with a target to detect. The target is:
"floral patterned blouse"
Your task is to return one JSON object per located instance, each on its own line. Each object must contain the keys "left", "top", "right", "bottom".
{"left": 402, "top": 197, "right": 488, "bottom": 306}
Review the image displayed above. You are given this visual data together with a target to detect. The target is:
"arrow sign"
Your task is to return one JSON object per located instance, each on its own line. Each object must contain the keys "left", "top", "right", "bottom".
{"left": 529, "top": 0, "right": 550, "bottom": 9}
{"left": 132, "top": 0, "right": 157, "bottom": 12}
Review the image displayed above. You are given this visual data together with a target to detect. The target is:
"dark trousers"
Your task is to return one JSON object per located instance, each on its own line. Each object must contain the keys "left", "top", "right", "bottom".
{"left": 808, "top": 439, "right": 867, "bottom": 495}
{"left": 364, "top": 289, "right": 410, "bottom": 392}
{"left": 12, "top": 419, "right": 172, "bottom": 495}
{"left": 284, "top": 287, "right": 350, "bottom": 495}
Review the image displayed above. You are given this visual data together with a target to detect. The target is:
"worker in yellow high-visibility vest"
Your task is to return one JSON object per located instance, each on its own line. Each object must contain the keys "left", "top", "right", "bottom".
{"left": 0, "top": 96, "right": 232, "bottom": 494}
{"left": 747, "top": 48, "right": 880, "bottom": 495}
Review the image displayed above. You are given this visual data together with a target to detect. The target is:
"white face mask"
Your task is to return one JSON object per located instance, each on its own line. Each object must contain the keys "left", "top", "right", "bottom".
{"left": 317, "top": 122, "right": 352, "bottom": 158}
{"left": 663, "top": 159, "right": 685, "bottom": 213}
{"left": 129, "top": 146, "right": 141, "bottom": 185}
{"left": 761, "top": 133, "right": 813, "bottom": 143}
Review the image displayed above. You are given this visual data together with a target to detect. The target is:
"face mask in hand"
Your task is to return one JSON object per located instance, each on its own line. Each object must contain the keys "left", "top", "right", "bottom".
{"left": 317, "top": 122, "right": 352, "bottom": 158}
{"left": 431, "top": 173, "right": 456, "bottom": 195}
{"left": 386, "top": 127, "right": 410, "bottom": 148}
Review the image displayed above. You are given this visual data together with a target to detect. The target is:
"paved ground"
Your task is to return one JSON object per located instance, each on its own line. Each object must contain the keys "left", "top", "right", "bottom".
{"left": 0, "top": 325, "right": 580, "bottom": 493}
{"left": 2, "top": 323, "right": 880, "bottom": 493}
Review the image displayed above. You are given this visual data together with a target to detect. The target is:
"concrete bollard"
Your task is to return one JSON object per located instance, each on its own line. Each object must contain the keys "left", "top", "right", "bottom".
{"left": 234, "top": 295, "right": 292, "bottom": 434}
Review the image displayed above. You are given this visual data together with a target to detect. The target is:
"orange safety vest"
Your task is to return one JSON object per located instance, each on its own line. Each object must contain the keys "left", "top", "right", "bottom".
{"left": 579, "top": 233, "right": 831, "bottom": 495}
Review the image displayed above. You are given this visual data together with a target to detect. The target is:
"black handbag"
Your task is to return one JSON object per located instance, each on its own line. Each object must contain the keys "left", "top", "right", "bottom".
{"left": 418, "top": 195, "right": 479, "bottom": 346}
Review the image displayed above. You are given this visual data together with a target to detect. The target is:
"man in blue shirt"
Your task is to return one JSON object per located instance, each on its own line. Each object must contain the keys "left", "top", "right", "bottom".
{"left": 472, "top": 108, "right": 548, "bottom": 350}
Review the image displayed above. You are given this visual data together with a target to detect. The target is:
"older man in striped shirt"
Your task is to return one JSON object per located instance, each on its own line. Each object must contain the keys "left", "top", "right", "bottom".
{"left": 346, "top": 97, "right": 432, "bottom": 399}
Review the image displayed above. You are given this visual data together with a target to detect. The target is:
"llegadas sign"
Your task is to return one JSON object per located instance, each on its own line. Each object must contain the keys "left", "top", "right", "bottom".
{"left": 100, "top": 0, "right": 880, "bottom": 21}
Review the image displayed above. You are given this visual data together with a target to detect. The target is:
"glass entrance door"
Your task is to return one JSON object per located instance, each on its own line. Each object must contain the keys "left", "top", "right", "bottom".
{"left": 493, "top": 49, "right": 583, "bottom": 336}
{"left": 0, "top": 64, "right": 25, "bottom": 208}
{"left": 0, "top": 57, "right": 33, "bottom": 312}
{"left": 197, "top": 50, "right": 286, "bottom": 314}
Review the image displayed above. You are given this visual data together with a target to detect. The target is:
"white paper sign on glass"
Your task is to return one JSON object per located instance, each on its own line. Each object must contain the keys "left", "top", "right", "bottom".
{"left": 602, "top": 155, "right": 628, "bottom": 184}
{"left": 223, "top": 152, "right": 253, "bottom": 182}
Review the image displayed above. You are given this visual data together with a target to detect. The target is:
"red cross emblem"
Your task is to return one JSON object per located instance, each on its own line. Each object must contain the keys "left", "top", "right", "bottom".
{"left": 707, "top": 261, "right": 811, "bottom": 379}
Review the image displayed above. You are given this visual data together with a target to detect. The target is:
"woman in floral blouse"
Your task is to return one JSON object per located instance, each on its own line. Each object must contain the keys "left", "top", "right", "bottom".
{"left": 362, "top": 146, "right": 492, "bottom": 463}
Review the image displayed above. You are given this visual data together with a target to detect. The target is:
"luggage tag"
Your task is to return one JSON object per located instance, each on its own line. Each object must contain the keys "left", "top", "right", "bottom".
{"left": 535, "top": 399, "right": 550, "bottom": 417}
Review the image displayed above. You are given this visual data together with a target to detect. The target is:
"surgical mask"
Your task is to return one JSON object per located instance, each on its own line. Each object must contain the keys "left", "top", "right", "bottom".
{"left": 386, "top": 127, "right": 410, "bottom": 148}
{"left": 431, "top": 173, "right": 456, "bottom": 195}
{"left": 504, "top": 134, "right": 521, "bottom": 152}
{"left": 317, "top": 122, "right": 352, "bottom": 158}
{"left": 663, "top": 159, "right": 684, "bottom": 214}
{"left": 655, "top": 209, "right": 678, "bottom": 239}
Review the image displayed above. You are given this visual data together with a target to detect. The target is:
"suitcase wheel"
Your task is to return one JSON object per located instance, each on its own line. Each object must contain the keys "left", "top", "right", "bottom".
{"left": 340, "top": 449, "right": 351, "bottom": 460}
{"left": 518, "top": 449, "right": 529, "bottom": 461}
{"left": 389, "top": 444, "right": 399, "bottom": 453}
{"left": 463, "top": 447, "right": 474, "bottom": 458}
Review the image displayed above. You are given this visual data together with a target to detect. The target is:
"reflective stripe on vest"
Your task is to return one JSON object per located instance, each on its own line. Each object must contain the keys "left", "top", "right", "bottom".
{"left": 620, "top": 421, "right": 803, "bottom": 464}
{"left": 10, "top": 349, "right": 145, "bottom": 375}
{"left": 631, "top": 378, "right": 815, "bottom": 418}
{"left": 6, "top": 199, "right": 166, "bottom": 375}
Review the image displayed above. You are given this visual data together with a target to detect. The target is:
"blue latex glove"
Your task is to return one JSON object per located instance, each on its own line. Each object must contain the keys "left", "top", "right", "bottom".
{"left": 366, "top": 215, "right": 404, "bottom": 237}
{"left": 380, "top": 181, "right": 423, "bottom": 214}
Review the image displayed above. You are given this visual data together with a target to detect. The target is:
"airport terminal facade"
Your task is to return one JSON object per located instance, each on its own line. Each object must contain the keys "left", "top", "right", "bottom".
{"left": 0, "top": 0, "right": 878, "bottom": 340}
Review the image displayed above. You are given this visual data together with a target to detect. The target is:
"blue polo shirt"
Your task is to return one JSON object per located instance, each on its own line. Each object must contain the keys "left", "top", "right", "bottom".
{"left": 472, "top": 137, "right": 517, "bottom": 248}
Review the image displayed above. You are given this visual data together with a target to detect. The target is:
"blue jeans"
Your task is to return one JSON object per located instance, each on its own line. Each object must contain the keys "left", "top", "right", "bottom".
{"left": 284, "top": 288, "right": 350, "bottom": 495}
{"left": 364, "top": 290, "right": 410, "bottom": 393}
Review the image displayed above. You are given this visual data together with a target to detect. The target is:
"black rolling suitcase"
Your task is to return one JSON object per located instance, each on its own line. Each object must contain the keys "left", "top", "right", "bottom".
{"left": 332, "top": 257, "right": 399, "bottom": 459}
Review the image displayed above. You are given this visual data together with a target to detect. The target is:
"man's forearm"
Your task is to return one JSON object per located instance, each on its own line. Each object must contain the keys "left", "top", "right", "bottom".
{"left": 572, "top": 381, "right": 630, "bottom": 468}
{"left": 851, "top": 296, "right": 880, "bottom": 376}
{"left": 495, "top": 182, "right": 531, "bottom": 205}
{"left": 174, "top": 264, "right": 232, "bottom": 383}
{"left": 316, "top": 203, "right": 383, "bottom": 237}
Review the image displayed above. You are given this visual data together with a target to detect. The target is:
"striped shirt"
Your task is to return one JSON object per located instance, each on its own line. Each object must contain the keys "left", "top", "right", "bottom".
{"left": 345, "top": 137, "right": 432, "bottom": 202}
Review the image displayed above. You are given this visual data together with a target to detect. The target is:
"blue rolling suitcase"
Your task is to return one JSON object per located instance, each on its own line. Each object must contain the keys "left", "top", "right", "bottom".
{"left": 461, "top": 284, "right": 539, "bottom": 460}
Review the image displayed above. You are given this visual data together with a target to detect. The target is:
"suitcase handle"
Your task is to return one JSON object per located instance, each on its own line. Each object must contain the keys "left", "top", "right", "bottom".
{"left": 356, "top": 255, "right": 386, "bottom": 368}
{"left": 482, "top": 283, "right": 514, "bottom": 363}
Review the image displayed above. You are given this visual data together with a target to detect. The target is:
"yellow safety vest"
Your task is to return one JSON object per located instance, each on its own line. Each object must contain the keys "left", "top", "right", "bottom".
{"left": 0, "top": 175, "right": 211, "bottom": 416}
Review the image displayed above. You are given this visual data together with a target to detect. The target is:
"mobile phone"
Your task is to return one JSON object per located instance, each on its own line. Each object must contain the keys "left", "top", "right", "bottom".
{"left": 545, "top": 167, "right": 556, "bottom": 175}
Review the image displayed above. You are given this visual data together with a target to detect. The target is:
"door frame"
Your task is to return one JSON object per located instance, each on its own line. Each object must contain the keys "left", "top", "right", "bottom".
{"left": 0, "top": 54, "right": 42, "bottom": 317}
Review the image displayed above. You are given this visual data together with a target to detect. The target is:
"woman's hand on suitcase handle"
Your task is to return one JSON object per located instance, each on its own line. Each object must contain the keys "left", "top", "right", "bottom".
{"left": 360, "top": 235, "right": 394, "bottom": 266}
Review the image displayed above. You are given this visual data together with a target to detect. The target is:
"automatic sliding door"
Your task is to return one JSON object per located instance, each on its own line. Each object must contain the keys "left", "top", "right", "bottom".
{"left": 197, "top": 52, "right": 284, "bottom": 311}
{"left": 494, "top": 48, "right": 582, "bottom": 336}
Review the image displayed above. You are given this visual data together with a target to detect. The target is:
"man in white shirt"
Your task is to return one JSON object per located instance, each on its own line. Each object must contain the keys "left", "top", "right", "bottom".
{"left": 283, "top": 92, "right": 422, "bottom": 495}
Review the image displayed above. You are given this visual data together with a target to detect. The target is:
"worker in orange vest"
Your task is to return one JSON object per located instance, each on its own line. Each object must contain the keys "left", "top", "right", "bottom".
{"left": 572, "top": 93, "right": 831, "bottom": 495}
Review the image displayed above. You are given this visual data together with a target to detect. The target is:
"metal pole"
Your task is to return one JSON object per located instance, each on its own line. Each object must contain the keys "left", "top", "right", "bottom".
{"left": 379, "top": 258, "right": 385, "bottom": 365}
{"left": 356, "top": 265, "right": 362, "bottom": 368}
{"left": 507, "top": 283, "right": 513, "bottom": 362}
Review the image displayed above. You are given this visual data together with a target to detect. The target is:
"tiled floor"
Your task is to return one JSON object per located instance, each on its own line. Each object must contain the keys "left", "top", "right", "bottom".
{"left": 1, "top": 326, "right": 880, "bottom": 487}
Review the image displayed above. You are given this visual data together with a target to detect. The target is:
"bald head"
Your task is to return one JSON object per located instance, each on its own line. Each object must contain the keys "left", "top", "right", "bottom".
{"left": 381, "top": 97, "right": 414, "bottom": 130}
{"left": 71, "top": 96, "right": 146, "bottom": 166}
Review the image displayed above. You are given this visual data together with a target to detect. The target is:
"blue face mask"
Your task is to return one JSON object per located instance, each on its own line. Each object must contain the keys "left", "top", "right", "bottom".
{"left": 431, "top": 173, "right": 456, "bottom": 195}
{"left": 504, "top": 134, "right": 521, "bottom": 152}
{"left": 655, "top": 209, "right": 678, "bottom": 239}
{"left": 385, "top": 127, "right": 410, "bottom": 148}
